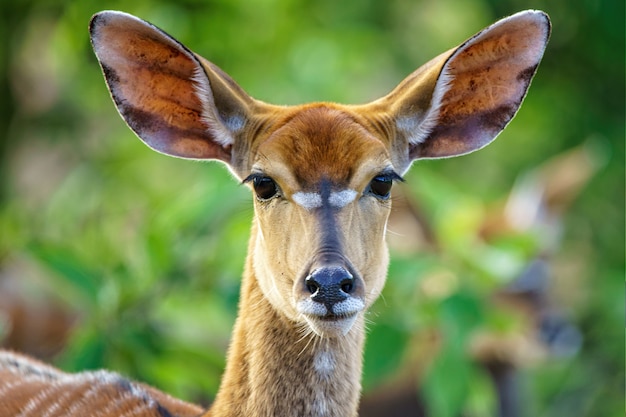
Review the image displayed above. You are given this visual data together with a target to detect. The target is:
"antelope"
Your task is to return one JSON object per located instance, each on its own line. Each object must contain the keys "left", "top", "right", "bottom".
{"left": 0, "top": 9, "right": 550, "bottom": 417}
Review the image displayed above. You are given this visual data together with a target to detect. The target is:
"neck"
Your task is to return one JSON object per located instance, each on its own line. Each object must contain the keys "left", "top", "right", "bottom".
{"left": 207, "top": 241, "right": 365, "bottom": 417}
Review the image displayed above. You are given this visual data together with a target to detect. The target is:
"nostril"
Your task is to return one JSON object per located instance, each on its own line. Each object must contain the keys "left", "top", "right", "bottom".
{"left": 340, "top": 278, "right": 353, "bottom": 294}
{"left": 305, "top": 274, "right": 321, "bottom": 295}
{"left": 306, "top": 282, "right": 319, "bottom": 295}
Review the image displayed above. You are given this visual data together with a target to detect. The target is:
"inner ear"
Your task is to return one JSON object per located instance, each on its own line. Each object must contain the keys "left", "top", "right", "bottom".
{"left": 358, "top": 10, "right": 550, "bottom": 168}
{"left": 89, "top": 11, "right": 257, "bottom": 165}
{"left": 407, "top": 11, "right": 551, "bottom": 159}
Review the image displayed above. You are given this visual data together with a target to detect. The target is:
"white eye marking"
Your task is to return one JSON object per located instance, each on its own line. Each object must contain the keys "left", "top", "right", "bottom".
{"left": 292, "top": 189, "right": 357, "bottom": 210}
{"left": 328, "top": 189, "right": 357, "bottom": 208}
{"left": 293, "top": 192, "right": 323, "bottom": 210}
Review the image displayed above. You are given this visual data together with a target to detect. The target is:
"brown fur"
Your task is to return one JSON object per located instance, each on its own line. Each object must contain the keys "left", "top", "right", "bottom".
{"left": 0, "top": 351, "right": 204, "bottom": 417}
{"left": 0, "top": 10, "right": 550, "bottom": 417}
{"left": 208, "top": 243, "right": 365, "bottom": 417}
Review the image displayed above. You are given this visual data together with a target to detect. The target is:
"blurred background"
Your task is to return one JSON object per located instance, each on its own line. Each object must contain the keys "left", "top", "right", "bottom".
{"left": 0, "top": 0, "right": 622, "bottom": 416}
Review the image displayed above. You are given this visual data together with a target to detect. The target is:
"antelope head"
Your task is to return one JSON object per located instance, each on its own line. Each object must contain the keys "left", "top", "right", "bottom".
{"left": 89, "top": 10, "right": 550, "bottom": 340}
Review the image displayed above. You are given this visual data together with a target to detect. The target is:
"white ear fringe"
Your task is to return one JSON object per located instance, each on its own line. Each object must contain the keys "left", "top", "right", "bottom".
{"left": 400, "top": 10, "right": 549, "bottom": 147}
{"left": 192, "top": 65, "right": 236, "bottom": 147}
{"left": 400, "top": 67, "right": 454, "bottom": 146}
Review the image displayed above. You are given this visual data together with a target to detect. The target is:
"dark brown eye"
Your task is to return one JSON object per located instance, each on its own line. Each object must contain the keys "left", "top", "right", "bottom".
{"left": 368, "top": 173, "right": 401, "bottom": 200}
{"left": 252, "top": 176, "right": 278, "bottom": 200}
{"left": 369, "top": 177, "right": 392, "bottom": 199}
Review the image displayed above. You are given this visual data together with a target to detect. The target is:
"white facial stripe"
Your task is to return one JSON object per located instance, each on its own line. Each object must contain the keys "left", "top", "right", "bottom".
{"left": 292, "top": 189, "right": 357, "bottom": 210}
{"left": 328, "top": 189, "right": 358, "bottom": 208}
{"left": 292, "top": 192, "right": 323, "bottom": 210}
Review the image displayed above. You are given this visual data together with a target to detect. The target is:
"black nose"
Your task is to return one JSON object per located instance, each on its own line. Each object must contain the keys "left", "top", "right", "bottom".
{"left": 305, "top": 267, "right": 354, "bottom": 311}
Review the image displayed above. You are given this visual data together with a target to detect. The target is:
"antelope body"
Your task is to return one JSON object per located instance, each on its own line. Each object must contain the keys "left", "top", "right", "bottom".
{"left": 0, "top": 10, "right": 550, "bottom": 417}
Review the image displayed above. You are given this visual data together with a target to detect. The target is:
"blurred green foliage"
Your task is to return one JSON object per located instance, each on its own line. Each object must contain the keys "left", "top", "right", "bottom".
{"left": 0, "top": 0, "right": 623, "bottom": 416}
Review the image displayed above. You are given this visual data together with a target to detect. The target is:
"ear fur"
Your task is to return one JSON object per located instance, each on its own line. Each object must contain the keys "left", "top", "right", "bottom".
{"left": 89, "top": 11, "right": 253, "bottom": 163}
{"left": 379, "top": 10, "right": 551, "bottom": 163}
{"left": 91, "top": 10, "right": 550, "bottom": 176}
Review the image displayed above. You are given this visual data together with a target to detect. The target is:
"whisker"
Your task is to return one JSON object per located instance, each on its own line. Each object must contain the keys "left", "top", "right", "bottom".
{"left": 298, "top": 332, "right": 316, "bottom": 357}
{"left": 385, "top": 228, "right": 405, "bottom": 237}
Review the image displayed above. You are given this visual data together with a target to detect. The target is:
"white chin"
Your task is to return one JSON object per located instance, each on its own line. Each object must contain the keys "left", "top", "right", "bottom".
{"left": 304, "top": 314, "right": 359, "bottom": 338}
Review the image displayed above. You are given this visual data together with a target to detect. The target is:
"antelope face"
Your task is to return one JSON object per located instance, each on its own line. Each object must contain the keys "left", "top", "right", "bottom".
{"left": 247, "top": 106, "right": 396, "bottom": 338}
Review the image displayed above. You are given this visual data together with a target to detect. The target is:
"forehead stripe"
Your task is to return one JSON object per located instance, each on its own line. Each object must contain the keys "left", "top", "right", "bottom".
{"left": 292, "top": 192, "right": 322, "bottom": 210}
{"left": 293, "top": 190, "right": 357, "bottom": 210}
{"left": 328, "top": 189, "right": 358, "bottom": 208}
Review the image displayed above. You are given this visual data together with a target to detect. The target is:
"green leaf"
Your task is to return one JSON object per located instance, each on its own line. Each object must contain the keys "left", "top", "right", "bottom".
{"left": 421, "top": 293, "right": 485, "bottom": 417}
{"left": 57, "top": 326, "right": 107, "bottom": 372}
{"left": 26, "top": 242, "right": 100, "bottom": 305}
{"left": 362, "top": 322, "right": 409, "bottom": 390}
{"left": 422, "top": 344, "right": 473, "bottom": 417}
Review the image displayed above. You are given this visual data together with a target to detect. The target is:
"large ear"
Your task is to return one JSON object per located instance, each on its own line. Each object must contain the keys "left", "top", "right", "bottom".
{"left": 376, "top": 10, "right": 550, "bottom": 165}
{"left": 89, "top": 11, "right": 255, "bottom": 164}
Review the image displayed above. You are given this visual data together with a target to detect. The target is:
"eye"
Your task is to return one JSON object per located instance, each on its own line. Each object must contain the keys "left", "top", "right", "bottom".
{"left": 367, "top": 171, "right": 403, "bottom": 200}
{"left": 368, "top": 176, "right": 393, "bottom": 199}
{"left": 251, "top": 176, "right": 279, "bottom": 200}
